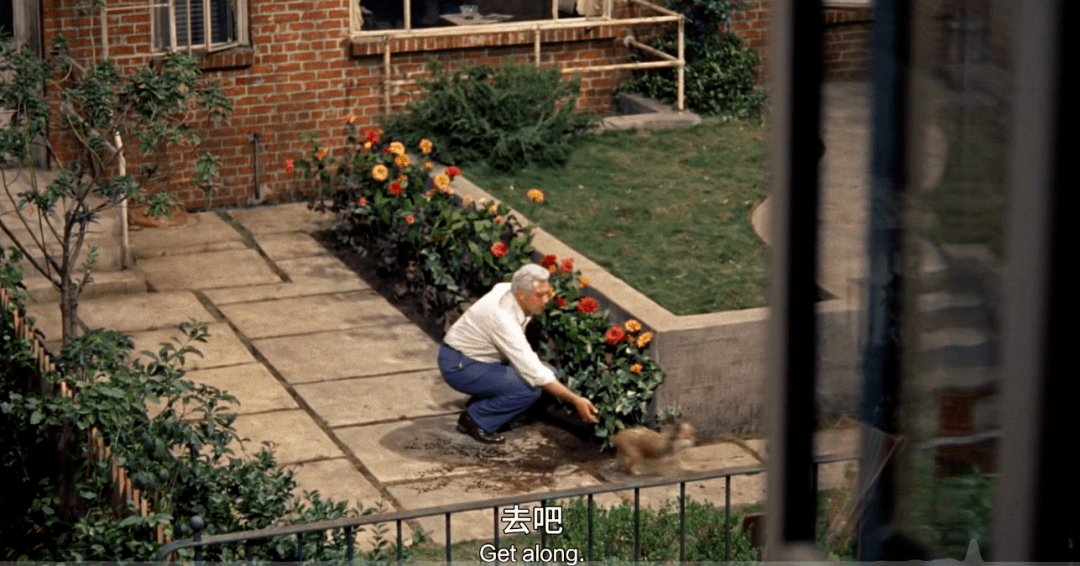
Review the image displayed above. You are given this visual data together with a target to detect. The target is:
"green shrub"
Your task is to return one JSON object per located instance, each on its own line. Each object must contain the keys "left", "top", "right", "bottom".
{"left": 382, "top": 60, "right": 598, "bottom": 172}
{"left": 0, "top": 249, "right": 410, "bottom": 561}
{"left": 546, "top": 497, "right": 760, "bottom": 563}
{"left": 622, "top": 0, "right": 766, "bottom": 119}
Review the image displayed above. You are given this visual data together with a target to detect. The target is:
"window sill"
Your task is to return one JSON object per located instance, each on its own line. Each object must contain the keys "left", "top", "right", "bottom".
{"left": 197, "top": 46, "right": 255, "bottom": 70}
{"left": 348, "top": 18, "right": 655, "bottom": 57}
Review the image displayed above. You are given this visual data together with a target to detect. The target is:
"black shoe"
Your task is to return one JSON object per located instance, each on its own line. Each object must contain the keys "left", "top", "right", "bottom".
{"left": 456, "top": 411, "right": 505, "bottom": 444}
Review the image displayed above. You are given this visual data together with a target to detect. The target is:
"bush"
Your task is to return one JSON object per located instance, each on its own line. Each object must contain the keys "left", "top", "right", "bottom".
{"left": 547, "top": 497, "right": 760, "bottom": 563}
{"left": 381, "top": 60, "right": 598, "bottom": 172}
{"left": 0, "top": 248, "right": 408, "bottom": 561}
{"left": 622, "top": 0, "right": 766, "bottom": 119}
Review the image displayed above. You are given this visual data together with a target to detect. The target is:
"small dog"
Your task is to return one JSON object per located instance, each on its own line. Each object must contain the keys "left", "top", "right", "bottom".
{"left": 612, "top": 422, "right": 696, "bottom": 476}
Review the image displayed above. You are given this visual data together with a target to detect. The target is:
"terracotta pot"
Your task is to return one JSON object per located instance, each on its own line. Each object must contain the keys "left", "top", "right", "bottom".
{"left": 127, "top": 205, "right": 189, "bottom": 228}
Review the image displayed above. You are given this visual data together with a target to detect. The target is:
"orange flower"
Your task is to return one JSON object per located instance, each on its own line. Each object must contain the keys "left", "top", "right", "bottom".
{"left": 491, "top": 242, "right": 508, "bottom": 257}
{"left": 405, "top": 214, "right": 415, "bottom": 224}
{"left": 494, "top": 215, "right": 504, "bottom": 225}
{"left": 389, "top": 182, "right": 403, "bottom": 195}
{"left": 579, "top": 276, "right": 589, "bottom": 288}
{"left": 315, "top": 148, "right": 329, "bottom": 161}
{"left": 548, "top": 265, "right": 557, "bottom": 274}
{"left": 425, "top": 188, "right": 438, "bottom": 199}
{"left": 363, "top": 141, "right": 372, "bottom": 150}
{"left": 488, "top": 204, "right": 498, "bottom": 214}
{"left": 372, "top": 164, "right": 389, "bottom": 181}
{"left": 462, "top": 195, "right": 473, "bottom": 208}
{"left": 419, "top": 139, "right": 433, "bottom": 154}
{"left": 630, "top": 363, "right": 643, "bottom": 374}
{"left": 285, "top": 159, "right": 294, "bottom": 172}
{"left": 446, "top": 166, "right": 461, "bottom": 178}
{"left": 526, "top": 188, "right": 544, "bottom": 203}
{"left": 345, "top": 114, "right": 356, "bottom": 124}
{"left": 389, "top": 141, "right": 406, "bottom": 156}
{"left": 636, "top": 332, "right": 653, "bottom": 349}
{"left": 434, "top": 174, "right": 451, "bottom": 189}
{"left": 625, "top": 319, "right": 642, "bottom": 333}
{"left": 425, "top": 161, "right": 433, "bottom": 170}
{"left": 394, "top": 154, "right": 410, "bottom": 168}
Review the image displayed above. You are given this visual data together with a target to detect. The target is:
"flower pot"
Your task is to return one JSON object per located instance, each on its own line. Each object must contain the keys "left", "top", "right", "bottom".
{"left": 127, "top": 205, "right": 188, "bottom": 228}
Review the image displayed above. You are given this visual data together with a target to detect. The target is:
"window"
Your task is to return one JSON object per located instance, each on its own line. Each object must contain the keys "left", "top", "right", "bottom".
{"left": 153, "top": 0, "right": 247, "bottom": 53}
{"left": 356, "top": 0, "right": 605, "bottom": 32}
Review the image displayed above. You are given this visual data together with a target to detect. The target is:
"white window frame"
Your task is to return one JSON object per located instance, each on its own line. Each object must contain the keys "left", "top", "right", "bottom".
{"left": 151, "top": 0, "right": 249, "bottom": 54}
{"left": 350, "top": 0, "right": 614, "bottom": 35}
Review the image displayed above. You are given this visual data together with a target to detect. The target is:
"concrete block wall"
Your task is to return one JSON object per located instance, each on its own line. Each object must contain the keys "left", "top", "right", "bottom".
{"left": 40, "top": 0, "right": 655, "bottom": 211}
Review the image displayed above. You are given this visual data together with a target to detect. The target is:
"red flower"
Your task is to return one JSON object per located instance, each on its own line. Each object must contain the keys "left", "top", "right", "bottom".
{"left": 285, "top": 159, "right": 294, "bottom": 172}
{"left": 358, "top": 197, "right": 367, "bottom": 206}
{"left": 446, "top": 166, "right": 462, "bottom": 178}
{"left": 561, "top": 257, "right": 574, "bottom": 274}
{"left": 541, "top": 254, "right": 557, "bottom": 268}
{"left": 556, "top": 297, "right": 566, "bottom": 308}
{"left": 383, "top": 147, "right": 391, "bottom": 154}
{"left": 366, "top": 130, "right": 380, "bottom": 144}
{"left": 577, "top": 297, "right": 599, "bottom": 314}
{"left": 389, "top": 182, "right": 403, "bottom": 195}
{"left": 494, "top": 215, "right": 504, "bottom": 225}
{"left": 491, "top": 242, "right": 508, "bottom": 258}
{"left": 405, "top": 215, "right": 415, "bottom": 224}
{"left": 605, "top": 325, "right": 626, "bottom": 345}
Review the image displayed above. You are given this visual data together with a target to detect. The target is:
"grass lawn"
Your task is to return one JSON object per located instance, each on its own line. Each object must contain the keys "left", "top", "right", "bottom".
{"left": 464, "top": 117, "right": 769, "bottom": 316}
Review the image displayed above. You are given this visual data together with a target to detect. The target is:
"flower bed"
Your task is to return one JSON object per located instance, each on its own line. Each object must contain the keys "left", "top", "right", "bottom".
{"left": 292, "top": 121, "right": 673, "bottom": 445}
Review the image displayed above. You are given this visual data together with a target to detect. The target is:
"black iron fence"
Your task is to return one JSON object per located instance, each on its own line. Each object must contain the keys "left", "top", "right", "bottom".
{"left": 154, "top": 453, "right": 857, "bottom": 564}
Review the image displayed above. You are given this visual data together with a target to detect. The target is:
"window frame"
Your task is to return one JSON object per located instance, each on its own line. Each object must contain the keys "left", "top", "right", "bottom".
{"left": 349, "top": 0, "right": 615, "bottom": 36}
{"left": 151, "top": 0, "right": 249, "bottom": 55}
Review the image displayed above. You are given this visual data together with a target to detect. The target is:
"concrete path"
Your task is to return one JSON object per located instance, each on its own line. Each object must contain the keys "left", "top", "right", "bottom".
{"left": 15, "top": 85, "right": 881, "bottom": 551}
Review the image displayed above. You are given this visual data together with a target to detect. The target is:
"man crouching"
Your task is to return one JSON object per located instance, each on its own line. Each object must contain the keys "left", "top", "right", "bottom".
{"left": 438, "top": 264, "right": 599, "bottom": 444}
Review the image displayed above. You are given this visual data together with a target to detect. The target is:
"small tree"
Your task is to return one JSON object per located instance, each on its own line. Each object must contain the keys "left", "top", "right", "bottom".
{"left": 0, "top": 35, "right": 231, "bottom": 340}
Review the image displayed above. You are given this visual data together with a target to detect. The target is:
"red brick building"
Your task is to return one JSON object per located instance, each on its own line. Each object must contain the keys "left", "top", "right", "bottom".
{"left": 30, "top": 0, "right": 873, "bottom": 209}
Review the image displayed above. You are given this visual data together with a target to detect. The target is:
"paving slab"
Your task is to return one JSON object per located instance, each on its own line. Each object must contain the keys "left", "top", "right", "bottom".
{"left": 228, "top": 202, "right": 335, "bottom": 236}
{"left": 283, "top": 458, "right": 393, "bottom": 551}
{"left": 230, "top": 409, "right": 343, "bottom": 465}
{"left": 295, "top": 370, "right": 465, "bottom": 428}
{"left": 276, "top": 255, "right": 363, "bottom": 285}
{"left": 252, "top": 325, "right": 439, "bottom": 384}
{"left": 23, "top": 300, "right": 65, "bottom": 345}
{"left": 218, "top": 291, "right": 407, "bottom": 339}
{"left": 257, "top": 232, "right": 332, "bottom": 261}
{"left": 138, "top": 248, "right": 282, "bottom": 291}
{"left": 125, "top": 321, "right": 256, "bottom": 370}
{"left": 202, "top": 279, "right": 372, "bottom": 305}
{"left": 78, "top": 290, "right": 215, "bottom": 333}
{"left": 335, "top": 417, "right": 492, "bottom": 485}
{"left": 388, "top": 468, "right": 619, "bottom": 546}
{"left": 128, "top": 212, "right": 245, "bottom": 256}
{"left": 180, "top": 363, "right": 299, "bottom": 414}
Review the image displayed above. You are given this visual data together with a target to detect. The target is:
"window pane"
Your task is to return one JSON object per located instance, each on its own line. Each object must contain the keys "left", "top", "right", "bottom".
{"left": 156, "top": 0, "right": 238, "bottom": 49}
{"left": 358, "top": 0, "right": 592, "bottom": 31}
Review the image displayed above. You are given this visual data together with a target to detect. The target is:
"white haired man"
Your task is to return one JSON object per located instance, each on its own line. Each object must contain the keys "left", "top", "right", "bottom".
{"left": 439, "top": 263, "right": 600, "bottom": 444}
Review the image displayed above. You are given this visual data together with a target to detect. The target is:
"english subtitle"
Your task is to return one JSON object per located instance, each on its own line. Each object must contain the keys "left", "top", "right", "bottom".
{"left": 479, "top": 543, "right": 581, "bottom": 565}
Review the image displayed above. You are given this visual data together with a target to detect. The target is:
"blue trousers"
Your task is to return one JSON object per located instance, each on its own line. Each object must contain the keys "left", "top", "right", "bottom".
{"left": 438, "top": 343, "right": 542, "bottom": 434}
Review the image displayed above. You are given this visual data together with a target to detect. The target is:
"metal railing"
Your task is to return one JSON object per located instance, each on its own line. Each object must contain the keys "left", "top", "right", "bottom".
{"left": 154, "top": 453, "right": 857, "bottom": 564}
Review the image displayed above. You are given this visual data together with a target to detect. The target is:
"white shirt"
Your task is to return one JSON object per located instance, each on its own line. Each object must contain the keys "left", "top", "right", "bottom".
{"left": 443, "top": 282, "right": 556, "bottom": 388}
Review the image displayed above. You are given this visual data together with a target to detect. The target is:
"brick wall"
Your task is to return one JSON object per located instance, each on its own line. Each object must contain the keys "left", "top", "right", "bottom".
{"left": 727, "top": 2, "right": 873, "bottom": 84}
{"left": 41, "top": 0, "right": 656, "bottom": 209}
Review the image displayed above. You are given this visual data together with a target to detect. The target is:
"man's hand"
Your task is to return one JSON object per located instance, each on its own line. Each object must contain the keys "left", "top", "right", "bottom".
{"left": 574, "top": 396, "right": 600, "bottom": 424}
{"left": 542, "top": 379, "right": 600, "bottom": 424}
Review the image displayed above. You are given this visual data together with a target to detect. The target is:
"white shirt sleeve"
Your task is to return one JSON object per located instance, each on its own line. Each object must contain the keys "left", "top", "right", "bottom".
{"left": 486, "top": 306, "right": 556, "bottom": 388}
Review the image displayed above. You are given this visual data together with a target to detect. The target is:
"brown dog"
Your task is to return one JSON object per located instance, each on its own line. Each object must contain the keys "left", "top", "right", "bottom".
{"left": 611, "top": 422, "right": 696, "bottom": 476}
